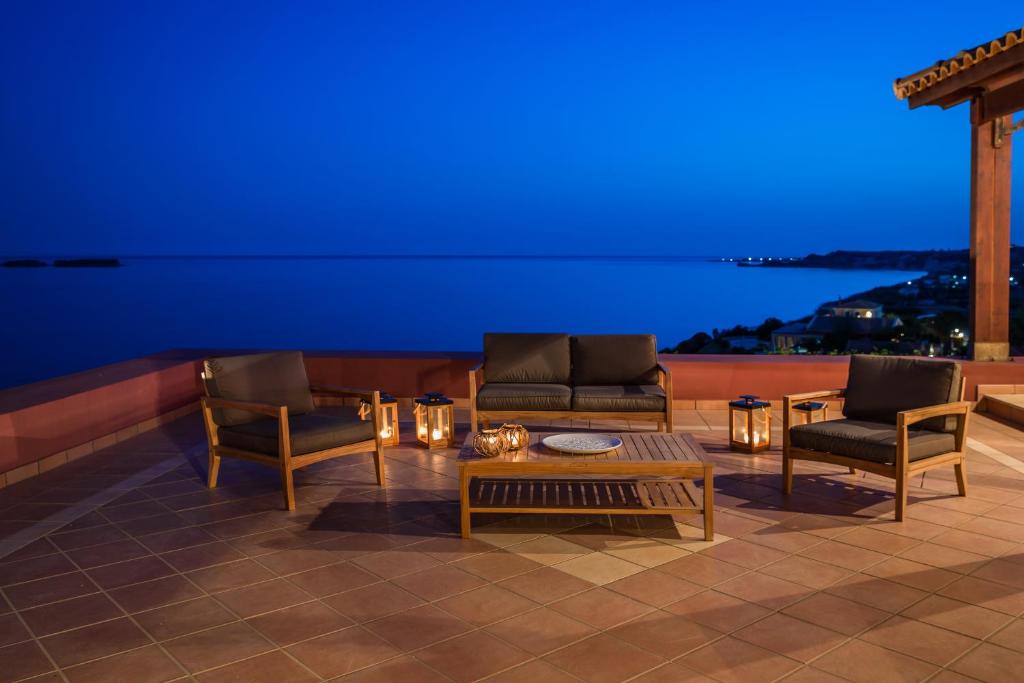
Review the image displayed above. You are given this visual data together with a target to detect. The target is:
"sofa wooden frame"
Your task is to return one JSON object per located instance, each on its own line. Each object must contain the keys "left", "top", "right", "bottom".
{"left": 468, "top": 363, "right": 674, "bottom": 433}
{"left": 200, "top": 384, "right": 385, "bottom": 511}
{"left": 781, "top": 378, "right": 969, "bottom": 521}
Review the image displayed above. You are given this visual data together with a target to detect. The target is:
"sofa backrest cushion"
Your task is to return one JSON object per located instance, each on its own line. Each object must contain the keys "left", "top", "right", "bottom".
{"left": 843, "top": 355, "right": 962, "bottom": 433}
{"left": 484, "top": 333, "right": 571, "bottom": 384}
{"left": 570, "top": 335, "right": 659, "bottom": 386}
{"left": 203, "top": 352, "right": 316, "bottom": 426}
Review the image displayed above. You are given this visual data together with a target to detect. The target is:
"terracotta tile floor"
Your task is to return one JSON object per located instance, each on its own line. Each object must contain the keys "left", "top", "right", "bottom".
{"left": 0, "top": 410, "right": 1022, "bottom": 681}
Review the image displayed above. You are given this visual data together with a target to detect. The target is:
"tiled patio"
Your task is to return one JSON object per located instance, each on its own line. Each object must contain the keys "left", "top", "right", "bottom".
{"left": 0, "top": 408, "right": 1023, "bottom": 682}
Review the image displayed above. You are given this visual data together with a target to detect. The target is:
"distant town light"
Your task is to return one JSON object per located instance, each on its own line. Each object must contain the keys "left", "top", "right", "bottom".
{"left": 864, "top": 311, "right": 873, "bottom": 318}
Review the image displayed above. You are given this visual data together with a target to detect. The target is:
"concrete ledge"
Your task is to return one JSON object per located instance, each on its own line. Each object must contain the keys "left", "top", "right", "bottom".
{"left": 4, "top": 349, "right": 1024, "bottom": 482}
{"left": 0, "top": 402, "right": 199, "bottom": 488}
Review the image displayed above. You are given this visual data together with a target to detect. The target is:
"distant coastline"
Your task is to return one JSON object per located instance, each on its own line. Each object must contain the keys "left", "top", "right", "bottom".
{"left": 675, "top": 246, "right": 1024, "bottom": 356}
{"left": 714, "top": 248, "right": 989, "bottom": 273}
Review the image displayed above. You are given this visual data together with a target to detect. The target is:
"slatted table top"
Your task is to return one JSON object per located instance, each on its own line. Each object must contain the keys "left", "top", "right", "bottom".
{"left": 457, "top": 431, "right": 708, "bottom": 466}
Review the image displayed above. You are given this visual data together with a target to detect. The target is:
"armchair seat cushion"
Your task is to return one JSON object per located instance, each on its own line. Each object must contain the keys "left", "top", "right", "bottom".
{"left": 790, "top": 419, "right": 956, "bottom": 465}
{"left": 218, "top": 410, "right": 374, "bottom": 457}
{"left": 572, "top": 385, "right": 666, "bottom": 412}
{"left": 477, "top": 383, "right": 572, "bottom": 411}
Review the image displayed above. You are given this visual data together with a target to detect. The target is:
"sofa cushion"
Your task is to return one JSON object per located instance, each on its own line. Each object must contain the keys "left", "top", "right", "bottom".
{"left": 204, "top": 352, "right": 316, "bottom": 426}
{"left": 483, "top": 333, "right": 571, "bottom": 384}
{"left": 218, "top": 410, "right": 373, "bottom": 456}
{"left": 476, "top": 383, "right": 572, "bottom": 411}
{"left": 572, "top": 385, "right": 666, "bottom": 412}
{"left": 790, "top": 419, "right": 956, "bottom": 465}
{"left": 570, "top": 335, "right": 659, "bottom": 386}
{"left": 843, "top": 356, "right": 962, "bottom": 433}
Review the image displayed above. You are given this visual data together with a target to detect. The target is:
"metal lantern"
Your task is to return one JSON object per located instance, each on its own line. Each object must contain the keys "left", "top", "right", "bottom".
{"left": 414, "top": 392, "right": 455, "bottom": 448}
{"left": 792, "top": 400, "right": 828, "bottom": 426}
{"left": 499, "top": 424, "right": 529, "bottom": 450}
{"left": 359, "top": 392, "right": 400, "bottom": 447}
{"left": 729, "top": 394, "right": 771, "bottom": 453}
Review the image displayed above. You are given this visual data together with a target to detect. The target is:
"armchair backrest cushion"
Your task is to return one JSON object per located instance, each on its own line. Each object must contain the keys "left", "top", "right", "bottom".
{"left": 483, "top": 333, "right": 571, "bottom": 384}
{"left": 203, "top": 352, "right": 316, "bottom": 426}
{"left": 843, "top": 355, "right": 962, "bottom": 433}
{"left": 570, "top": 335, "right": 660, "bottom": 386}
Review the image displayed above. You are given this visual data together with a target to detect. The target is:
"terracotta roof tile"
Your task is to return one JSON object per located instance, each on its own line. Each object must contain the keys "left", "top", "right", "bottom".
{"left": 893, "top": 28, "right": 1024, "bottom": 100}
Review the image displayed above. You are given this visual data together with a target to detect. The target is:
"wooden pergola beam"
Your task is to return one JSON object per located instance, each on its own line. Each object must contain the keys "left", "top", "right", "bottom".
{"left": 906, "top": 49, "right": 1024, "bottom": 109}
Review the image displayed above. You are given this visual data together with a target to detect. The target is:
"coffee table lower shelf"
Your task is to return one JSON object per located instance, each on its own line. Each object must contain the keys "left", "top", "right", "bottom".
{"left": 462, "top": 476, "right": 711, "bottom": 538}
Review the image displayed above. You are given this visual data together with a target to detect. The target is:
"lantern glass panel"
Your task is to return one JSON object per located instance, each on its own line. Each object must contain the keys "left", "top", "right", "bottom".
{"left": 751, "top": 408, "right": 769, "bottom": 448}
{"left": 732, "top": 408, "right": 751, "bottom": 445}
{"left": 380, "top": 405, "right": 396, "bottom": 440}
{"left": 430, "top": 406, "right": 450, "bottom": 444}
{"left": 416, "top": 406, "right": 427, "bottom": 440}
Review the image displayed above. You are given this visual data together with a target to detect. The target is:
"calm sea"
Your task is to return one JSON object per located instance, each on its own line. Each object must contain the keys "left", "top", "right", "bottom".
{"left": 0, "top": 256, "right": 922, "bottom": 390}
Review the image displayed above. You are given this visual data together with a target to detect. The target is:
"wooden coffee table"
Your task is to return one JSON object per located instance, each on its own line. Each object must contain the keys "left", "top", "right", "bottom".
{"left": 457, "top": 431, "right": 713, "bottom": 540}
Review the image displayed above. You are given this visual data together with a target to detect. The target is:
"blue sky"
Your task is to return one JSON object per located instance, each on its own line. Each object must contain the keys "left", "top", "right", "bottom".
{"left": 1, "top": 1, "right": 1021, "bottom": 257}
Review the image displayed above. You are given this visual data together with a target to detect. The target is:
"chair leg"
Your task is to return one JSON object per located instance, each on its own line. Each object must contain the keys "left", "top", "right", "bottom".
{"left": 895, "top": 473, "right": 908, "bottom": 522}
{"left": 373, "top": 444, "right": 386, "bottom": 487}
{"left": 207, "top": 450, "right": 221, "bottom": 489}
{"left": 782, "top": 453, "right": 793, "bottom": 495}
{"left": 954, "top": 459, "right": 968, "bottom": 496}
{"left": 281, "top": 465, "right": 296, "bottom": 511}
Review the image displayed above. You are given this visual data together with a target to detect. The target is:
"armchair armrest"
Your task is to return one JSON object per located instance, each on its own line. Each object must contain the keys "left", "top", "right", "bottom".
{"left": 469, "top": 363, "right": 483, "bottom": 385}
{"left": 782, "top": 389, "right": 845, "bottom": 442}
{"left": 310, "top": 385, "right": 376, "bottom": 402}
{"left": 898, "top": 401, "right": 971, "bottom": 428}
{"left": 896, "top": 401, "right": 972, "bottom": 463}
{"left": 784, "top": 389, "right": 845, "bottom": 403}
{"left": 201, "top": 396, "right": 284, "bottom": 419}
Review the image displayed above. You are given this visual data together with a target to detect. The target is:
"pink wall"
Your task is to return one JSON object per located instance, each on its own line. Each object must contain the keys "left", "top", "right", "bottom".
{"left": 3, "top": 350, "right": 1023, "bottom": 474}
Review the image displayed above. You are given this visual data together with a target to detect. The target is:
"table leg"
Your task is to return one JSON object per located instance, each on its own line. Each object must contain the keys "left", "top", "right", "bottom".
{"left": 703, "top": 464, "right": 714, "bottom": 541}
{"left": 459, "top": 467, "right": 471, "bottom": 539}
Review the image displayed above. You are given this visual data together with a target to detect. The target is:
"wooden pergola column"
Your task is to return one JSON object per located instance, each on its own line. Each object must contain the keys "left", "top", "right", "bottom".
{"left": 969, "top": 102, "right": 1013, "bottom": 361}
{"left": 894, "top": 29, "right": 1023, "bottom": 361}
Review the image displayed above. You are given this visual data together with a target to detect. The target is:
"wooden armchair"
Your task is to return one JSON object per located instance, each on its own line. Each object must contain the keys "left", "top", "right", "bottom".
{"left": 200, "top": 352, "right": 385, "bottom": 510}
{"left": 782, "top": 356, "right": 969, "bottom": 521}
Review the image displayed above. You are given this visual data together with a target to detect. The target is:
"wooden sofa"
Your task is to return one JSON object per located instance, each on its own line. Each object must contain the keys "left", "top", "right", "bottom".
{"left": 468, "top": 333, "right": 673, "bottom": 432}
{"left": 783, "top": 355, "right": 970, "bottom": 521}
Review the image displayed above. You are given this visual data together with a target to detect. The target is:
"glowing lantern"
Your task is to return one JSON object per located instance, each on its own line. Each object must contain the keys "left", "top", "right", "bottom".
{"left": 359, "top": 392, "right": 400, "bottom": 447}
{"left": 414, "top": 392, "right": 455, "bottom": 448}
{"left": 791, "top": 400, "right": 828, "bottom": 426}
{"left": 729, "top": 395, "right": 771, "bottom": 453}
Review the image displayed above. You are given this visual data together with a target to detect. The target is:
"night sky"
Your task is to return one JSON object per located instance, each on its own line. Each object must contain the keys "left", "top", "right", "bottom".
{"left": 2, "top": 1, "right": 1022, "bottom": 257}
